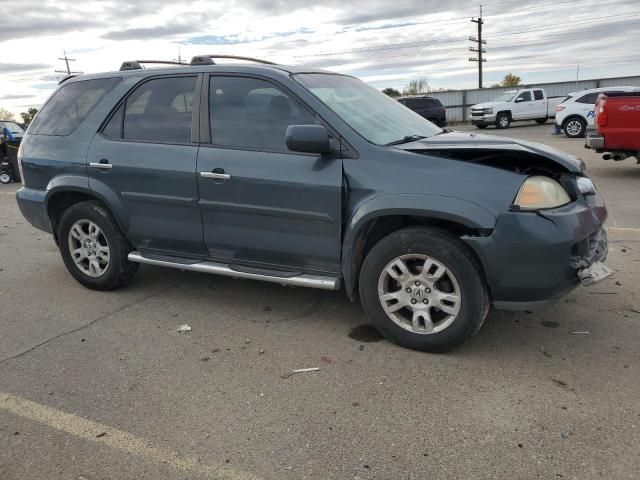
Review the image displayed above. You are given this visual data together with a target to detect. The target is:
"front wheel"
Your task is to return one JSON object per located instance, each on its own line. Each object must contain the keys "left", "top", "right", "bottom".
{"left": 359, "top": 227, "right": 489, "bottom": 352}
{"left": 495, "top": 113, "right": 511, "bottom": 129}
{"left": 58, "top": 200, "right": 138, "bottom": 290}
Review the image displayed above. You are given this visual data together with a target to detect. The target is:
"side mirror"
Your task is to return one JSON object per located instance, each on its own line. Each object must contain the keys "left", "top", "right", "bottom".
{"left": 515, "top": 97, "right": 525, "bottom": 103}
{"left": 286, "top": 125, "right": 332, "bottom": 154}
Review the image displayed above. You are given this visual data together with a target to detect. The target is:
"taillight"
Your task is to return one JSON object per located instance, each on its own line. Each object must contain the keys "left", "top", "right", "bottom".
{"left": 17, "top": 142, "right": 25, "bottom": 185}
{"left": 555, "top": 105, "right": 566, "bottom": 112}
{"left": 596, "top": 97, "right": 607, "bottom": 127}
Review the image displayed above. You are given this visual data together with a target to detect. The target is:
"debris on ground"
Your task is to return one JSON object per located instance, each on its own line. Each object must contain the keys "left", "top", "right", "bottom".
{"left": 177, "top": 324, "right": 192, "bottom": 334}
{"left": 570, "top": 331, "right": 590, "bottom": 335}
{"left": 539, "top": 347, "right": 552, "bottom": 358}
{"left": 320, "top": 356, "right": 332, "bottom": 364}
{"left": 259, "top": 349, "right": 265, "bottom": 355}
{"left": 281, "top": 367, "right": 320, "bottom": 379}
{"left": 96, "top": 432, "right": 107, "bottom": 438}
{"left": 552, "top": 379, "right": 568, "bottom": 387}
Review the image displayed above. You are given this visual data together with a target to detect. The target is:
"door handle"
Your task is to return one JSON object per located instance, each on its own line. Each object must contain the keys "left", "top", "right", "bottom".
{"left": 200, "top": 168, "right": 230, "bottom": 180}
{"left": 89, "top": 159, "right": 112, "bottom": 170}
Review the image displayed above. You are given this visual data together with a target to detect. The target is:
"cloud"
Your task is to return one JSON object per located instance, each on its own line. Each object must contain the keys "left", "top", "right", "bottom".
{"left": 0, "top": 63, "right": 51, "bottom": 73}
{"left": 0, "top": 94, "right": 34, "bottom": 100}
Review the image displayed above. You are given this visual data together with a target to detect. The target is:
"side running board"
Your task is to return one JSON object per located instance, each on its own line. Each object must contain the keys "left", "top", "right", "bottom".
{"left": 127, "top": 252, "right": 340, "bottom": 290}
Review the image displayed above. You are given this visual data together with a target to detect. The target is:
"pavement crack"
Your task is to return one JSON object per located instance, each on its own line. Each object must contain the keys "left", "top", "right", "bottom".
{"left": 0, "top": 280, "right": 184, "bottom": 366}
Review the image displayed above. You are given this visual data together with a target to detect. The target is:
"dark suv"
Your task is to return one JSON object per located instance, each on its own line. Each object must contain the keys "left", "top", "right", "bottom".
{"left": 16, "top": 55, "right": 610, "bottom": 352}
{"left": 397, "top": 96, "right": 447, "bottom": 127}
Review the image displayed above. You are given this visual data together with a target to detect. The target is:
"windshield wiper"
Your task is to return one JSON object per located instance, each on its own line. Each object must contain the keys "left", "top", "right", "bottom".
{"left": 385, "top": 135, "right": 427, "bottom": 146}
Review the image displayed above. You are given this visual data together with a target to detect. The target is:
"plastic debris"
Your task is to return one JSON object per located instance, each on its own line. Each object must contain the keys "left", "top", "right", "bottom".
{"left": 177, "top": 324, "right": 192, "bottom": 334}
{"left": 281, "top": 367, "right": 320, "bottom": 379}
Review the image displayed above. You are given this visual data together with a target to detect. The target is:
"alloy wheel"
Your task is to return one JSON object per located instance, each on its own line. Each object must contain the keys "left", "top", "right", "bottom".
{"left": 67, "top": 219, "right": 110, "bottom": 277}
{"left": 377, "top": 254, "right": 461, "bottom": 334}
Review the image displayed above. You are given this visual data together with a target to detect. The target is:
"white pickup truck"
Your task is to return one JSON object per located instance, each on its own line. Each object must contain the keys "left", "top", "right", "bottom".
{"left": 469, "top": 88, "right": 566, "bottom": 129}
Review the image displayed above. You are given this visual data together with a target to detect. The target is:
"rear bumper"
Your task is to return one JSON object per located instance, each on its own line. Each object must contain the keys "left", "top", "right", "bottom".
{"left": 585, "top": 131, "right": 605, "bottom": 152}
{"left": 15, "top": 187, "right": 53, "bottom": 234}
{"left": 463, "top": 196, "right": 608, "bottom": 310}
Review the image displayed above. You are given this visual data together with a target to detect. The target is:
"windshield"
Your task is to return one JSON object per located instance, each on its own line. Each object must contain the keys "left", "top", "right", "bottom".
{"left": 0, "top": 121, "right": 25, "bottom": 135}
{"left": 294, "top": 73, "right": 441, "bottom": 145}
{"left": 493, "top": 92, "right": 517, "bottom": 102}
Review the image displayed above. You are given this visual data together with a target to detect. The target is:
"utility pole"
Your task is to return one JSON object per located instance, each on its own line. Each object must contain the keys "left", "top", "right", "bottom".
{"left": 55, "top": 51, "right": 82, "bottom": 75}
{"left": 469, "top": 6, "right": 487, "bottom": 88}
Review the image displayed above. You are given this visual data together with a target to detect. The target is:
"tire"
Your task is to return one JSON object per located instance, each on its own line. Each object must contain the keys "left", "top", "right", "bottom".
{"left": 358, "top": 227, "right": 489, "bottom": 353}
{"left": 0, "top": 173, "right": 11, "bottom": 184}
{"left": 495, "top": 112, "right": 511, "bottom": 129}
{"left": 475, "top": 124, "right": 488, "bottom": 129}
{"left": 58, "top": 200, "right": 138, "bottom": 290}
{"left": 535, "top": 118, "right": 548, "bottom": 124}
{"left": 563, "top": 116, "right": 587, "bottom": 138}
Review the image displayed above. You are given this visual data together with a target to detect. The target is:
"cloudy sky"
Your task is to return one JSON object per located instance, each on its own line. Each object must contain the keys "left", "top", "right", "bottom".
{"left": 1, "top": 0, "right": 639, "bottom": 117}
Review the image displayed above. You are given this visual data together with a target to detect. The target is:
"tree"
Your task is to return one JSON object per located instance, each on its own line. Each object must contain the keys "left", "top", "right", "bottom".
{"left": 20, "top": 108, "right": 38, "bottom": 127}
{"left": 0, "top": 107, "right": 16, "bottom": 121}
{"left": 402, "top": 78, "right": 430, "bottom": 96}
{"left": 382, "top": 87, "right": 401, "bottom": 98}
{"left": 499, "top": 73, "right": 522, "bottom": 87}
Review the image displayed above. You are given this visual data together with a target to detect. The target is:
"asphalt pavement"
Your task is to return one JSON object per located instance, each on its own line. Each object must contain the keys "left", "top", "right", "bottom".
{"left": 1, "top": 122, "right": 639, "bottom": 479}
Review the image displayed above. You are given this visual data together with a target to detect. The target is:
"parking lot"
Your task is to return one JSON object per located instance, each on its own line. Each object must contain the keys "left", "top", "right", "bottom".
{"left": 1, "top": 122, "right": 639, "bottom": 479}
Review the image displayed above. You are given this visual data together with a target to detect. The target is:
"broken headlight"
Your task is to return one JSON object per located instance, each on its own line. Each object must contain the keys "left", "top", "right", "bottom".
{"left": 513, "top": 176, "right": 571, "bottom": 211}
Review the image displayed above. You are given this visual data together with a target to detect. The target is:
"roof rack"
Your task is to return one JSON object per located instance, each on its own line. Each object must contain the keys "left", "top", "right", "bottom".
{"left": 120, "top": 60, "right": 188, "bottom": 71}
{"left": 189, "top": 55, "right": 276, "bottom": 66}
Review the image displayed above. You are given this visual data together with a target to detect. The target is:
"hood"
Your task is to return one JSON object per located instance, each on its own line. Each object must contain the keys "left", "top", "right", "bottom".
{"left": 470, "top": 102, "right": 500, "bottom": 110}
{"left": 393, "top": 131, "right": 585, "bottom": 173}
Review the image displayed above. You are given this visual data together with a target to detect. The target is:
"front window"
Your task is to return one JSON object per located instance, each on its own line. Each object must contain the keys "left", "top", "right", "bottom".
{"left": 494, "top": 92, "right": 517, "bottom": 102}
{"left": 294, "top": 74, "right": 441, "bottom": 145}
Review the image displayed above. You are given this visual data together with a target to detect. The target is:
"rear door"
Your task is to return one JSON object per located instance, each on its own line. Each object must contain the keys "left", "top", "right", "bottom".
{"left": 195, "top": 74, "right": 343, "bottom": 274}
{"left": 532, "top": 89, "right": 547, "bottom": 118}
{"left": 87, "top": 74, "right": 207, "bottom": 256}
{"left": 575, "top": 92, "right": 600, "bottom": 125}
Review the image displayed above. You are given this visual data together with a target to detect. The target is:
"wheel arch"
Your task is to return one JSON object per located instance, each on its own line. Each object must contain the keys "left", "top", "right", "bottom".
{"left": 45, "top": 176, "right": 128, "bottom": 241}
{"left": 342, "top": 195, "right": 496, "bottom": 301}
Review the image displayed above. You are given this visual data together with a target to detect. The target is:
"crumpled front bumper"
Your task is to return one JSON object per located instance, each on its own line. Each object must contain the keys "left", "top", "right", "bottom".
{"left": 462, "top": 194, "right": 608, "bottom": 310}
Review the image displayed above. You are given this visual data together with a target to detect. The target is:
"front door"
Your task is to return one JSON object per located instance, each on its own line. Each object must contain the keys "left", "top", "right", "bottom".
{"left": 87, "top": 75, "right": 207, "bottom": 256}
{"left": 512, "top": 90, "right": 533, "bottom": 119}
{"left": 196, "top": 75, "right": 343, "bottom": 274}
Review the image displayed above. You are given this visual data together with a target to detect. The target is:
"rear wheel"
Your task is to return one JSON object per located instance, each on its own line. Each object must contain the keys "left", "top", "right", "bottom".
{"left": 359, "top": 227, "right": 489, "bottom": 352}
{"left": 58, "top": 201, "right": 138, "bottom": 290}
{"left": 0, "top": 173, "right": 11, "bottom": 184}
{"left": 495, "top": 113, "right": 511, "bottom": 129}
{"left": 563, "top": 117, "right": 587, "bottom": 138}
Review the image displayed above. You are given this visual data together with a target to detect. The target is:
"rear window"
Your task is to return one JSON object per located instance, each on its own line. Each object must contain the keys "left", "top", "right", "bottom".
{"left": 533, "top": 90, "right": 544, "bottom": 101}
{"left": 30, "top": 77, "right": 120, "bottom": 136}
{"left": 576, "top": 92, "right": 600, "bottom": 104}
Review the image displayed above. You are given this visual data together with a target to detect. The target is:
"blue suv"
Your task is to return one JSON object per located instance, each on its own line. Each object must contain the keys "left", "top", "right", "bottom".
{"left": 16, "top": 55, "right": 610, "bottom": 351}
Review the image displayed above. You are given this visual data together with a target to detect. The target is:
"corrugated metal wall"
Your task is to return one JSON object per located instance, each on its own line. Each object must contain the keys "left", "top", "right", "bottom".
{"left": 422, "top": 75, "right": 640, "bottom": 122}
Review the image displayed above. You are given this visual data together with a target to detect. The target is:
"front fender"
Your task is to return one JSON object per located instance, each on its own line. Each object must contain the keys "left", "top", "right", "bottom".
{"left": 341, "top": 194, "right": 497, "bottom": 299}
{"left": 45, "top": 174, "right": 129, "bottom": 232}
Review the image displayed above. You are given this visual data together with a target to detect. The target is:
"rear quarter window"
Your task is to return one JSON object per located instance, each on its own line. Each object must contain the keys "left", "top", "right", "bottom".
{"left": 29, "top": 77, "right": 121, "bottom": 136}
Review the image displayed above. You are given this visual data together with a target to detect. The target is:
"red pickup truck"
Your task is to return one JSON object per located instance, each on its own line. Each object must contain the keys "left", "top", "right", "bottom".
{"left": 585, "top": 92, "right": 640, "bottom": 163}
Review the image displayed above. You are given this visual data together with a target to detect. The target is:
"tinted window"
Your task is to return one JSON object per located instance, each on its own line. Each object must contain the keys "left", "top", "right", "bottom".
{"left": 210, "top": 76, "right": 316, "bottom": 152}
{"left": 123, "top": 76, "right": 196, "bottom": 143}
{"left": 516, "top": 91, "right": 532, "bottom": 102}
{"left": 533, "top": 90, "right": 544, "bottom": 100}
{"left": 576, "top": 92, "right": 600, "bottom": 104}
{"left": 102, "top": 104, "right": 123, "bottom": 139}
{"left": 30, "top": 78, "right": 120, "bottom": 136}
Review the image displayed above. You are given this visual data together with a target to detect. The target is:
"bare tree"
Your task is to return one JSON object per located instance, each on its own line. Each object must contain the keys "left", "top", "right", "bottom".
{"left": 402, "top": 78, "right": 430, "bottom": 96}
{"left": 0, "top": 108, "right": 16, "bottom": 121}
